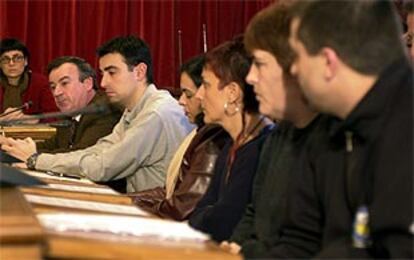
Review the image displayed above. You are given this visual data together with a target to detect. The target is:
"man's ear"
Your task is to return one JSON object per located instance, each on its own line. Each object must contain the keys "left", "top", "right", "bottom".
{"left": 83, "top": 77, "right": 94, "bottom": 91}
{"left": 134, "top": 63, "right": 148, "bottom": 82}
{"left": 321, "top": 47, "right": 339, "bottom": 81}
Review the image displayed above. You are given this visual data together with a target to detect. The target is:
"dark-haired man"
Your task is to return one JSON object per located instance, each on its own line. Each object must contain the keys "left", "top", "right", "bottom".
{"left": 41, "top": 56, "right": 122, "bottom": 153}
{"left": 3, "top": 36, "right": 194, "bottom": 193}
{"left": 270, "top": 0, "right": 412, "bottom": 258}
{"left": 0, "top": 56, "right": 124, "bottom": 190}
{"left": 0, "top": 56, "right": 121, "bottom": 153}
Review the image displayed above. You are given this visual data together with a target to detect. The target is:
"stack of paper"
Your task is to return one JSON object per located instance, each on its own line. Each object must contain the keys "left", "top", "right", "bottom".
{"left": 38, "top": 213, "right": 209, "bottom": 242}
{"left": 25, "top": 194, "right": 149, "bottom": 216}
{"left": 22, "top": 169, "right": 94, "bottom": 184}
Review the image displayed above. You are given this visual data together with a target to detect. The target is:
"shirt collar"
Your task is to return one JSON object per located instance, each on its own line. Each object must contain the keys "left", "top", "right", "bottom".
{"left": 73, "top": 115, "right": 81, "bottom": 122}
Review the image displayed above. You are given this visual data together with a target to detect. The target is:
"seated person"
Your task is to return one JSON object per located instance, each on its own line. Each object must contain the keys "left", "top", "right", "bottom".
{"left": 0, "top": 56, "right": 124, "bottom": 191}
{"left": 39, "top": 56, "right": 122, "bottom": 153}
{"left": 267, "top": 1, "right": 412, "bottom": 258}
{"left": 188, "top": 36, "right": 274, "bottom": 242}
{"left": 0, "top": 38, "right": 58, "bottom": 121}
{"left": 130, "top": 55, "right": 229, "bottom": 221}
{"left": 0, "top": 35, "right": 193, "bottom": 193}
{"left": 222, "top": 3, "right": 321, "bottom": 257}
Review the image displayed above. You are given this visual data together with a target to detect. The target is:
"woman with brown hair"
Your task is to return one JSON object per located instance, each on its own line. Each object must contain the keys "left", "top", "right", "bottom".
{"left": 188, "top": 36, "right": 274, "bottom": 242}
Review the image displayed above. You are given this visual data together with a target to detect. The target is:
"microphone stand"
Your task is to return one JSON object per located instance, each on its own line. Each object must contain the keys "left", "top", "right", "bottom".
{"left": 0, "top": 104, "right": 110, "bottom": 126}
{"left": 0, "top": 101, "right": 32, "bottom": 118}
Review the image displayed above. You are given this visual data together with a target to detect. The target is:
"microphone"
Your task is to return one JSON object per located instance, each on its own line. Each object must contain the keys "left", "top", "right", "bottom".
{"left": 48, "top": 120, "right": 73, "bottom": 128}
{"left": 0, "top": 101, "right": 33, "bottom": 118}
{"left": 0, "top": 103, "right": 110, "bottom": 126}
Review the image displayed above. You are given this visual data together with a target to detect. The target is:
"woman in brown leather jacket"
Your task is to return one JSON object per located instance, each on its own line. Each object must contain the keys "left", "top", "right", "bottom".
{"left": 129, "top": 55, "right": 229, "bottom": 220}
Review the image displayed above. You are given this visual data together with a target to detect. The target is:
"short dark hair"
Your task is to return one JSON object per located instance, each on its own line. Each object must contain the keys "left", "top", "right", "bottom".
{"left": 0, "top": 38, "right": 30, "bottom": 60}
{"left": 404, "top": 0, "right": 414, "bottom": 13}
{"left": 47, "top": 56, "right": 98, "bottom": 90}
{"left": 0, "top": 38, "right": 30, "bottom": 80}
{"left": 205, "top": 35, "right": 258, "bottom": 114}
{"left": 96, "top": 35, "right": 154, "bottom": 84}
{"left": 293, "top": 0, "right": 406, "bottom": 75}
{"left": 180, "top": 55, "right": 205, "bottom": 89}
{"left": 245, "top": 2, "right": 295, "bottom": 75}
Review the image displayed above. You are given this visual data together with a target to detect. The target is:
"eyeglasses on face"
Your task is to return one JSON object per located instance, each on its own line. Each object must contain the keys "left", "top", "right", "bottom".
{"left": 0, "top": 55, "right": 25, "bottom": 65}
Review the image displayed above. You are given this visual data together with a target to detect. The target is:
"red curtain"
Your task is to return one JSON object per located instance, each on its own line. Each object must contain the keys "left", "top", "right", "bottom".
{"left": 0, "top": 0, "right": 273, "bottom": 89}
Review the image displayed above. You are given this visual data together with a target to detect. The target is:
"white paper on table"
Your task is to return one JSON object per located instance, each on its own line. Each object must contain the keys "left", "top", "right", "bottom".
{"left": 22, "top": 169, "right": 94, "bottom": 184}
{"left": 38, "top": 183, "right": 119, "bottom": 195}
{"left": 25, "top": 194, "right": 149, "bottom": 216}
{"left": 38, "top": 213, "right": 209, "bottom": 242}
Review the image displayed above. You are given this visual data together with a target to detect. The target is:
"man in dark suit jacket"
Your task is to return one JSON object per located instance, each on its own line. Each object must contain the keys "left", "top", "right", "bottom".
{"left": 0, "top": 56, "right": 124, "bottom": 191}
{"left": 36, "top": 91, "right": 120, "bottom": 154}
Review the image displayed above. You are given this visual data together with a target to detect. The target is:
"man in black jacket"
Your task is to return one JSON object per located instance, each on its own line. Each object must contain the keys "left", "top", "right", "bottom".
{"left": 270, "top": 0, "right": 413, "bottom": 258}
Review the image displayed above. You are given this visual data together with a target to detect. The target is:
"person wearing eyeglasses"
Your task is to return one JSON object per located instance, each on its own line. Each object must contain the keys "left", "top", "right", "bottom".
{"left": 0, "top": 38, "right": 58, "bottom": 122}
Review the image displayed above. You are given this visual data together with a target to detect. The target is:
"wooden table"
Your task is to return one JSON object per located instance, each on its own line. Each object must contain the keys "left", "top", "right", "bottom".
{"left": 0, "top": 187, "right": 45, "bottom": 260}
{"left": 46, "top": 236, "right": 232, "bottom": 260}
{"left": 2, "top": 170, "right": 240, "bottom": 260}
{"left": 1, "top": 124, "right": 56, "bottom": 141}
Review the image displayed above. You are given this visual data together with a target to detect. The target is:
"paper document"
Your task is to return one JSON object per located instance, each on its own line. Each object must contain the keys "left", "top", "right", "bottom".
{"left": 38, "top": 213, "right": 209, "bottom": 242}
{"left": 22, "top": 169, "right": 94, "bottom": 184}
{"left": 39, "top": 183, "right": 119, "bottom": 195}
{"left": 25, "top": 194, "right": 149, "bottom": 216}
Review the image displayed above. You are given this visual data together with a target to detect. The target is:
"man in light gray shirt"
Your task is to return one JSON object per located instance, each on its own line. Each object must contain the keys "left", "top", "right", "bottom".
{"left": 4, "top": 35, "right": 194, "bottom": 192}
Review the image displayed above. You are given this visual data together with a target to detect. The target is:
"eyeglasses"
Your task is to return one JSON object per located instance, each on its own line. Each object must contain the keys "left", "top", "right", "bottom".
{"left": 0, "top": 55, "right": 25, "bottom": 65}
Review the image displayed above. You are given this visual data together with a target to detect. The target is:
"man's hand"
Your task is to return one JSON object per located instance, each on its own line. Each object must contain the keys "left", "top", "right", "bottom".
{"left": 1, "top": 137, "right": 37, "bottom": 162}
{"left": 0, "top": 135, "right": 12, "bottom": 147}
{"left": 220, "top": 241, "right": 241, "bottom": 255}
{"left": 13, "top": 162, "right": 28, "bottom": 169}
